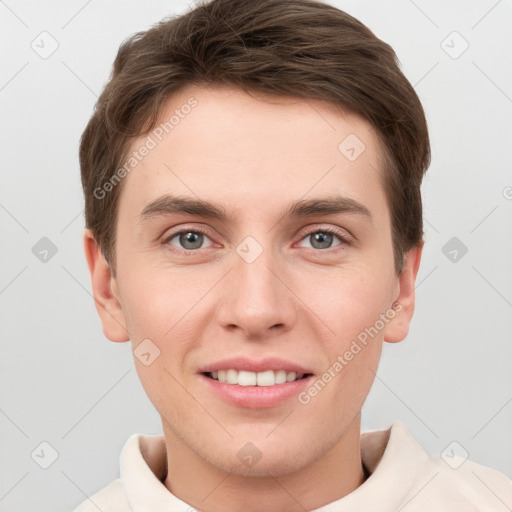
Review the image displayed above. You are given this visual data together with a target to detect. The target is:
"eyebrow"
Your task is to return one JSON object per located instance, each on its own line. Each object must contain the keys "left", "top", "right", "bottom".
{"left": 139, "top": 194, "right": 372, "bottom": 223}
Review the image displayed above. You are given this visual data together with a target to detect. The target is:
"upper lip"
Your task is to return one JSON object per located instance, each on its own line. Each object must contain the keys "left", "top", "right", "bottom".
{"left": 198, "top": 357, "right": 313, "bottom": 375}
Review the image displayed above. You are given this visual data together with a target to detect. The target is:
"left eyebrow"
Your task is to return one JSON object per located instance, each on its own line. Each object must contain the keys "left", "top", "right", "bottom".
{"left": 283, "top": 196, "right": 372, "bottom": 221}
{"left": 138, "top": 194, "right": 372, "bottom": 223}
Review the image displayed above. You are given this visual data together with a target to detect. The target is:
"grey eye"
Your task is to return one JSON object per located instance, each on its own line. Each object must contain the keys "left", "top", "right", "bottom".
{"left": 306, "top": 231, "right": 338, "bottom": 250}
{"left": 168, "top": 231, "right": 210, "bottom": 250}
{"left": 180, "top": 232, "right": 203, "bottom": 250}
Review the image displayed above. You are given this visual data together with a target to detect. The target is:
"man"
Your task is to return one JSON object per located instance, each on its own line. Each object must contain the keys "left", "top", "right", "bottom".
{"left": 74, "top": 0, "right": 512, "bottom": 510}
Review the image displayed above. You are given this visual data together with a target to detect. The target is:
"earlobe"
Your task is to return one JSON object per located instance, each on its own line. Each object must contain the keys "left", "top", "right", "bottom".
{"left": 383, "top": 243, "right": 423, "bottom": 344}
{"left": 83, "top": 228, "right": 130, "bottom": 343}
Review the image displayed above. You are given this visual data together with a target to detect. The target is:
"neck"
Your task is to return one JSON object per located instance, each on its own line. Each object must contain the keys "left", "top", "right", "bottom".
{"left": 163, "top": 414, "right": 365, "bottom": 512}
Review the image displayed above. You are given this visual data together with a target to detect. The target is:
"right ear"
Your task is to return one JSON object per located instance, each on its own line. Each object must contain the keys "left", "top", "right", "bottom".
{"left": 83, "top": 228, "right": 130, "bottom": 342}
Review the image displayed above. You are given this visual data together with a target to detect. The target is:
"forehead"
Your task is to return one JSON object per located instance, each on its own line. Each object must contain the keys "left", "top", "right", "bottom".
{"left": 118, "top": 84, "right": 388, "bottom": 223}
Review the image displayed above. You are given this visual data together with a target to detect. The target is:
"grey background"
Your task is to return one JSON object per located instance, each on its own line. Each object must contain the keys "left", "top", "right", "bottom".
{"left": 1, "top": 0, "right": 511, "bottom": 510}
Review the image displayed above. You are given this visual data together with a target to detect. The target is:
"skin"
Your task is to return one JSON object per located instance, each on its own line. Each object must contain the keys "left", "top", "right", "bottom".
{"left": 84, "top": 84, "right": 422, "bottom": 512}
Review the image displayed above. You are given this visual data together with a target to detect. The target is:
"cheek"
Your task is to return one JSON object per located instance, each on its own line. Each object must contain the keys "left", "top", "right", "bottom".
{"left": 309, "top": 267, "right": 394, "bottom": 342}
{"left": 299, "top": 271, "right": 389, "bottom": 415}
{"left": 117, "top": 266, "right": 206, "bottom": 408}
{"left": 117, "top": 260, "right": 201, "bottom": 337}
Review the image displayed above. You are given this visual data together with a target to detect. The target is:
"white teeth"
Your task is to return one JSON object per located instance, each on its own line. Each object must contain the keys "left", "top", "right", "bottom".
{"left": 226, "top": 369, "right": 238, "bottom": 384}
{"left": 238, "top": 370, "right": 256, "bottom": 386}
{"left": 256, "top": 370, "right": 275, "bottom": 386}
{"left": 275, "top": 370, "right": 287, "bottom": 384}
{"left": 209, "top": 369, "right": 307, "bottom": 386}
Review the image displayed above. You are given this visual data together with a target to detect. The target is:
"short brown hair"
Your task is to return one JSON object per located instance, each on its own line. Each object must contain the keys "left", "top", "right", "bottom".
{"left": 80, "top": 0, "right": 430, "bottom": 274}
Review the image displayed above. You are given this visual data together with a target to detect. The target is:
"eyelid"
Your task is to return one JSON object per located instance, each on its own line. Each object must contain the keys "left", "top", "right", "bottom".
{"left": 161, "top": 223, "right": 214, "bottom": 240}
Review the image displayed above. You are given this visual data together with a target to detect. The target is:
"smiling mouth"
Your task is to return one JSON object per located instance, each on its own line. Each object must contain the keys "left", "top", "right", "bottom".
{"left": 203, "top": 369, "right": 313, "bottom": 386}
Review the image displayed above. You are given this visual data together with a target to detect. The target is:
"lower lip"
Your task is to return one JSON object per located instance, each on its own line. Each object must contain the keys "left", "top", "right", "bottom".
{"left": 199, "top": 373, "right": 314, "bottom": 409}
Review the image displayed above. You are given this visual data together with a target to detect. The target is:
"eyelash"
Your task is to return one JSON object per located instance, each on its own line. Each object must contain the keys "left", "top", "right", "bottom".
{"left": 162, "top": 226, "right": 352, "bottom": 255}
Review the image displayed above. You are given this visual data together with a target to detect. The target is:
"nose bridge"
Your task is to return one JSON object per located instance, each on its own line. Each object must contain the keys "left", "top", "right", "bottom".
{"left": 217, "top": 236, "right": 296, "bottom": 336}
{"left": 237, "top": 242, "right": 278, "bottom": 299}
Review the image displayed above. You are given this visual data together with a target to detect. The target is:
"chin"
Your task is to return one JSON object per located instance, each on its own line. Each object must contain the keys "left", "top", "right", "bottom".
{"left": 201, "top": 433, "right": 324, "bottom": 479}
{"left": 215, "top": 450, "right": 313, "bottom": 478}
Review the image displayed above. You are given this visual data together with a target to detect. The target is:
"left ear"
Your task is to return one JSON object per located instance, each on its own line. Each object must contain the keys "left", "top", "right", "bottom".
{"left": 383, "top": 243, "right": 423, "bottom": 343}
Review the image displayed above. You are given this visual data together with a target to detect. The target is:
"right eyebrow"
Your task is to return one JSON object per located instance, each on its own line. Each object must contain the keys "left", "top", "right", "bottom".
{"left": 139, "top": 195, "right": 227, "bottom": 222}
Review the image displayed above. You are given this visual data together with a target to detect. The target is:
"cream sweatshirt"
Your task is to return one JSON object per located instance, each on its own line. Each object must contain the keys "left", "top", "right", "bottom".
{"left": 73, "top": 421, "right": 512, "bottom": 511}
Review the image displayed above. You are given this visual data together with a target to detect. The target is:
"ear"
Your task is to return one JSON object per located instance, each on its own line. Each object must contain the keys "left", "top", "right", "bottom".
{"left": 383, "top": 243, "right": 423, "bottom": 343}
{"left": 83, "top": 228, "right": 130, "bottom": 342}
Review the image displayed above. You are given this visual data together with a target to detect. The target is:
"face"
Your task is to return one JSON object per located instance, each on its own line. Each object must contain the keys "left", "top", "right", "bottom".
{"left": 86, "top": 84, "right": 421, "bottom": 478}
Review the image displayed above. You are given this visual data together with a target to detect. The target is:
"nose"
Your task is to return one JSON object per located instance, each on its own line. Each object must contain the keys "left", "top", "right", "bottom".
{"left": 216, "top": 243, "right": 297, "bottom": 340}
